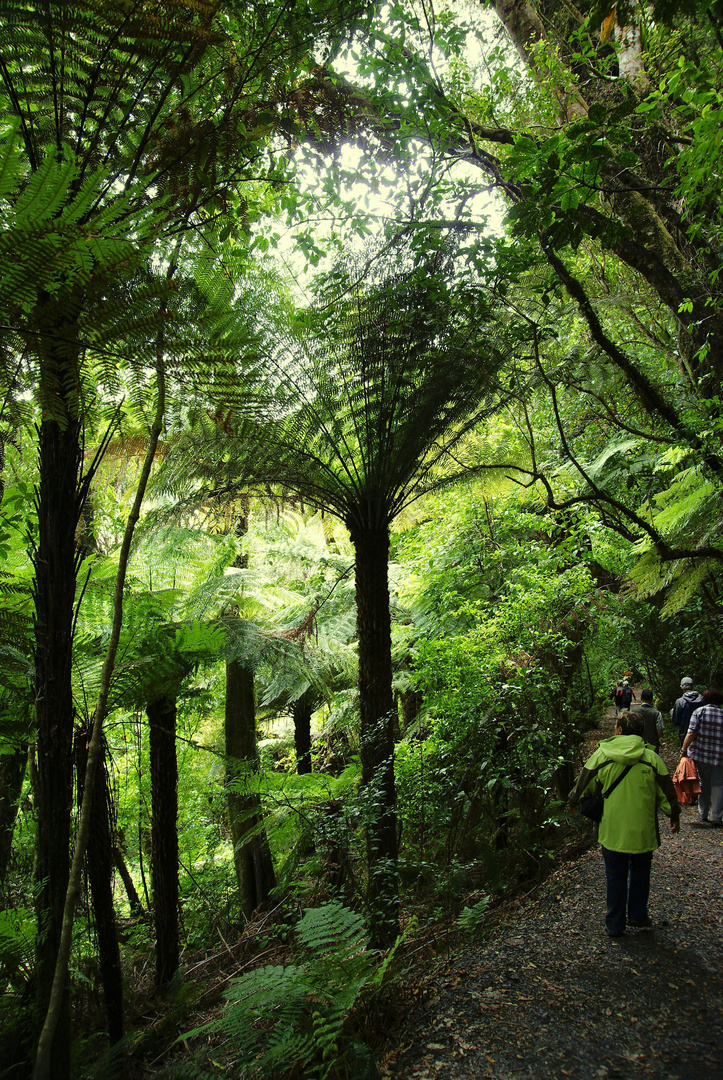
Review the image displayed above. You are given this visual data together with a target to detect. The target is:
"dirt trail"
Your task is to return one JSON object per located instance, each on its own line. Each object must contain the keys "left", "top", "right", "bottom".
{"left": 384, "top": 711, "right": 723, "bottom": 1080}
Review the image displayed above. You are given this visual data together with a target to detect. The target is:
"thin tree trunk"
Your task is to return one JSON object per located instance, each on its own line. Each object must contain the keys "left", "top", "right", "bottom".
{"left": 292, "top": 689, "right": 314, "bottom": 775}
{"left": 0, "top": 742, "right": 27, "bottom": 885}
{"left": 112, "top": 844, "right": 144, "bottom": 918}
{"left": 74, "top": 731, "right": 123, "bottom": 1043}
{"left": 147, "top": 695, "right": 179, "bottom": 990}
{"left": 351, "top": 522, "right": 399, "bottom": 949}
{"left": 225, "top": 660, "right": 276, "bottom": 920}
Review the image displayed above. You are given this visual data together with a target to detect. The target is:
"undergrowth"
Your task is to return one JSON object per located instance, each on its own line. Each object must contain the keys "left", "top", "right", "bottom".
{"left": 168, "top": 901, "right": 404, "bottom": 1080}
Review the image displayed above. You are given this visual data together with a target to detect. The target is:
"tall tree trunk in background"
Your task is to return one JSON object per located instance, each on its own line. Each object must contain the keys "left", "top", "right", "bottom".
{"left": 495, "top": 0, "right": 588, "bottom": 120}
{"left": 292, "top": 689, "right": 314, "bottom": 775}
{"left": 615, "top": 15, "right": 649, "bottom": 90}
{"left": 147, "top": 695, "right": 179, "bottom": 990}
{"left": 32, "top": 320, "right": 83, "bottom": 1080}
{"left": 350, "top": 523, "right": 399, "bottom": 949}
{"left": 74, "top": 731, "right": 124, "bottom": 1044}
{"left": 225, "top": 660, "right": 276, "bottom": 920}
{"left": 0, "top": 743, "right": 28, "bottom": 885}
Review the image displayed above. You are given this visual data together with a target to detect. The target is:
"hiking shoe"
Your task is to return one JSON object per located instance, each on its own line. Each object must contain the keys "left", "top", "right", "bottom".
{"left": 628, "top": 917, "right": 653, "bottom": 929}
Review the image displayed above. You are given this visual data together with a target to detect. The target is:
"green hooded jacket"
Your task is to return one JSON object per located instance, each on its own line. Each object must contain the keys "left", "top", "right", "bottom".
{"left": 568, "top": 735, "right": 680, "bottom": 853}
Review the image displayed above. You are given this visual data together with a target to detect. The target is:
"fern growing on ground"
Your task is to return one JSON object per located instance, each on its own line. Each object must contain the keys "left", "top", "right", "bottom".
{"left": 180, "top": 901, "right": 390, "bottom": 1079}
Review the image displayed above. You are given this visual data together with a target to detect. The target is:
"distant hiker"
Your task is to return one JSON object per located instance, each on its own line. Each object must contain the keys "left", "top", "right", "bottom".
{"left": 681, "top": 687, "right": 723, "bottom": 827}
{"left": 672, "top": 677, "right": 704, "bottom": 746}
{"left": 610, "top": 682, "right": 620, "bottom": 710}
{"left": 613, "top": 679, "right": 634, "bottom": 713}
{"left": 568, "top": 710, "right": 680, "bottom": 938}
{"left": 619, "top": 681, "right": 635, "bottom": 710}
{"left": 632, "top": 688, "right": 664, "bottom": 752}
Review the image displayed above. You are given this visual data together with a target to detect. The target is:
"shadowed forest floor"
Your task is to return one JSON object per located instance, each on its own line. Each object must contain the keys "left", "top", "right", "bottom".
{"left": 382, "top": 711, "right": 723, "bottom": 1080}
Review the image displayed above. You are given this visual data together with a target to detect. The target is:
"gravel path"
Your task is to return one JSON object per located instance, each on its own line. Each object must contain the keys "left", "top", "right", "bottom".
{"left": 384, "top": 722, "right": 723, "bottom": 1080}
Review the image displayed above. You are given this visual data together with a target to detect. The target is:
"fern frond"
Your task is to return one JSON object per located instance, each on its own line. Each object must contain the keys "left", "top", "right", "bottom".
{"left": 181, "top": 901, "right": 381, "bottom": 1079}
{"left": 296, "top": 900, "right": 368, "bottom": 957}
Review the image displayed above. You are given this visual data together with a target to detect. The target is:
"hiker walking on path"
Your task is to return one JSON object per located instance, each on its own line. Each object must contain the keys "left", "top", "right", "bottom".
{"left": 672, "top": 676, "right": 704, "bottom": 745}
{"left": 390, "top": 702, "right": 722, "bottom": 1080}
{"left": 612, "top": 680, "right": 624, "bottom": 714}
{"left": 568, "top": 711, "right": 680, "bottom": 938}
{"left": 681, "top": 687, "right": 723, "bottom": 827}
{"left": 632, "top": 687, "right": 665, "bottom": 752}
{"left": 615, "top": 680, "right": 635, "bottom": 713}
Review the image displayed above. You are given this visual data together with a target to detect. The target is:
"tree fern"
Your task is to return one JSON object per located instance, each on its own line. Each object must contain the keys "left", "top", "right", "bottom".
{"left": 160, "top": 235, "right": 526, "bottom": 945}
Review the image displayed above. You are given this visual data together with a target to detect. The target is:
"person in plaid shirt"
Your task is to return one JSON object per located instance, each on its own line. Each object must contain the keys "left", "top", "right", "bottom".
{"left": 681, "top": 688, "right": 723, "bottom": 827}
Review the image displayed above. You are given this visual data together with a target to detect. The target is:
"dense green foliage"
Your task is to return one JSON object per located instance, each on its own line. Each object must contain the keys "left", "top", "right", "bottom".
{"left": 2, "top": 0, "right": 723, "bottom": 1076}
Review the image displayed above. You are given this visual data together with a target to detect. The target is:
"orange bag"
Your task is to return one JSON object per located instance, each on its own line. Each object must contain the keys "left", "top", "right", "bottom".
{"left": 673, "top": 756, "right": 701, "bottom": 805}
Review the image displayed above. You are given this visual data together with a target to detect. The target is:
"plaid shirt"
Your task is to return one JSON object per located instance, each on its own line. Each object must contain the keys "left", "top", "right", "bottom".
{"left": 688, "top": 705, "right": 723, "bottom": 767}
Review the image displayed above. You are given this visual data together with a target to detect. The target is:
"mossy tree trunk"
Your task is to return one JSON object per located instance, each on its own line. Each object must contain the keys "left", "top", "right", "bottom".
{"left": 225, "top": 660, "right": 276, "bottom": 921}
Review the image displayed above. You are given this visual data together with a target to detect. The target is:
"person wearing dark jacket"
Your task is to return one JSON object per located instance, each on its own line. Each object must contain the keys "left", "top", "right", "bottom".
{"left": 632, "top": 688, "right": 664, "bottom": 752}
{"left": 619, "top": 681, "right": 635, "bottom": 710}
{"left": 568, "top": 712, "right": 680, "bottom": 938}
{"left": 672, "top": 677, "right": 704, "bottom": 745}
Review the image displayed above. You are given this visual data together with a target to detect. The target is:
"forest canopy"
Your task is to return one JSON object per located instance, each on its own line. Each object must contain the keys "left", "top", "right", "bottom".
{"left": 1, "top": 1, "right": 722, "bottom": 1077}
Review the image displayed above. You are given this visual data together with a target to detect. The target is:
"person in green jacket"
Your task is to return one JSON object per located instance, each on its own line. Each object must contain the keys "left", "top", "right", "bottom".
{"left": 568, "top": 711, "right": 680, "bottom": 938}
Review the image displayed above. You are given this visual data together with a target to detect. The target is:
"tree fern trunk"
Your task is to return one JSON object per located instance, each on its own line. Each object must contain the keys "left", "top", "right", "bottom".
{"left": 292, "top": 690, "right": 314, "bottom": 775}
{"left": 351, "top": 523, "right": 399, "bottom": 949}
{"left": 225, "top": 660, "right": 276, "bottom": 920}
{"left": 33, "top": 332, "right": 83, "bottom": 1080}
{"left": 148, "top": 695, "right": 179, "bottom": 989}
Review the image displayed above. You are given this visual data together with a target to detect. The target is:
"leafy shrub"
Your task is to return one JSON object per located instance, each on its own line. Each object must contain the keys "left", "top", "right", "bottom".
{"left": 394, "top": 497, "right": 599, "bottom": 888}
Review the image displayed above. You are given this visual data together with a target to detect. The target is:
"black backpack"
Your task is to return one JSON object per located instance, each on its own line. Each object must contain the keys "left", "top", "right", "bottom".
{"left": 620, "top": 685, "right": 633, "bottom": 708}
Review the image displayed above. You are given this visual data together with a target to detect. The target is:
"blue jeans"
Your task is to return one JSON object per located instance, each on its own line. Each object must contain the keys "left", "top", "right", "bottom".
{"left": 601, "top": 847, "right": 653, "bottom": 936}
{"left": 695, "top": 762, "right": 723, "bottom": 823}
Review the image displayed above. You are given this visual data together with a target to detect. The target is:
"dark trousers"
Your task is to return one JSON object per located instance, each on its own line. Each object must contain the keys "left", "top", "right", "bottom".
{"left": 601, "top": 847, "right": 653, "bottom": 936}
